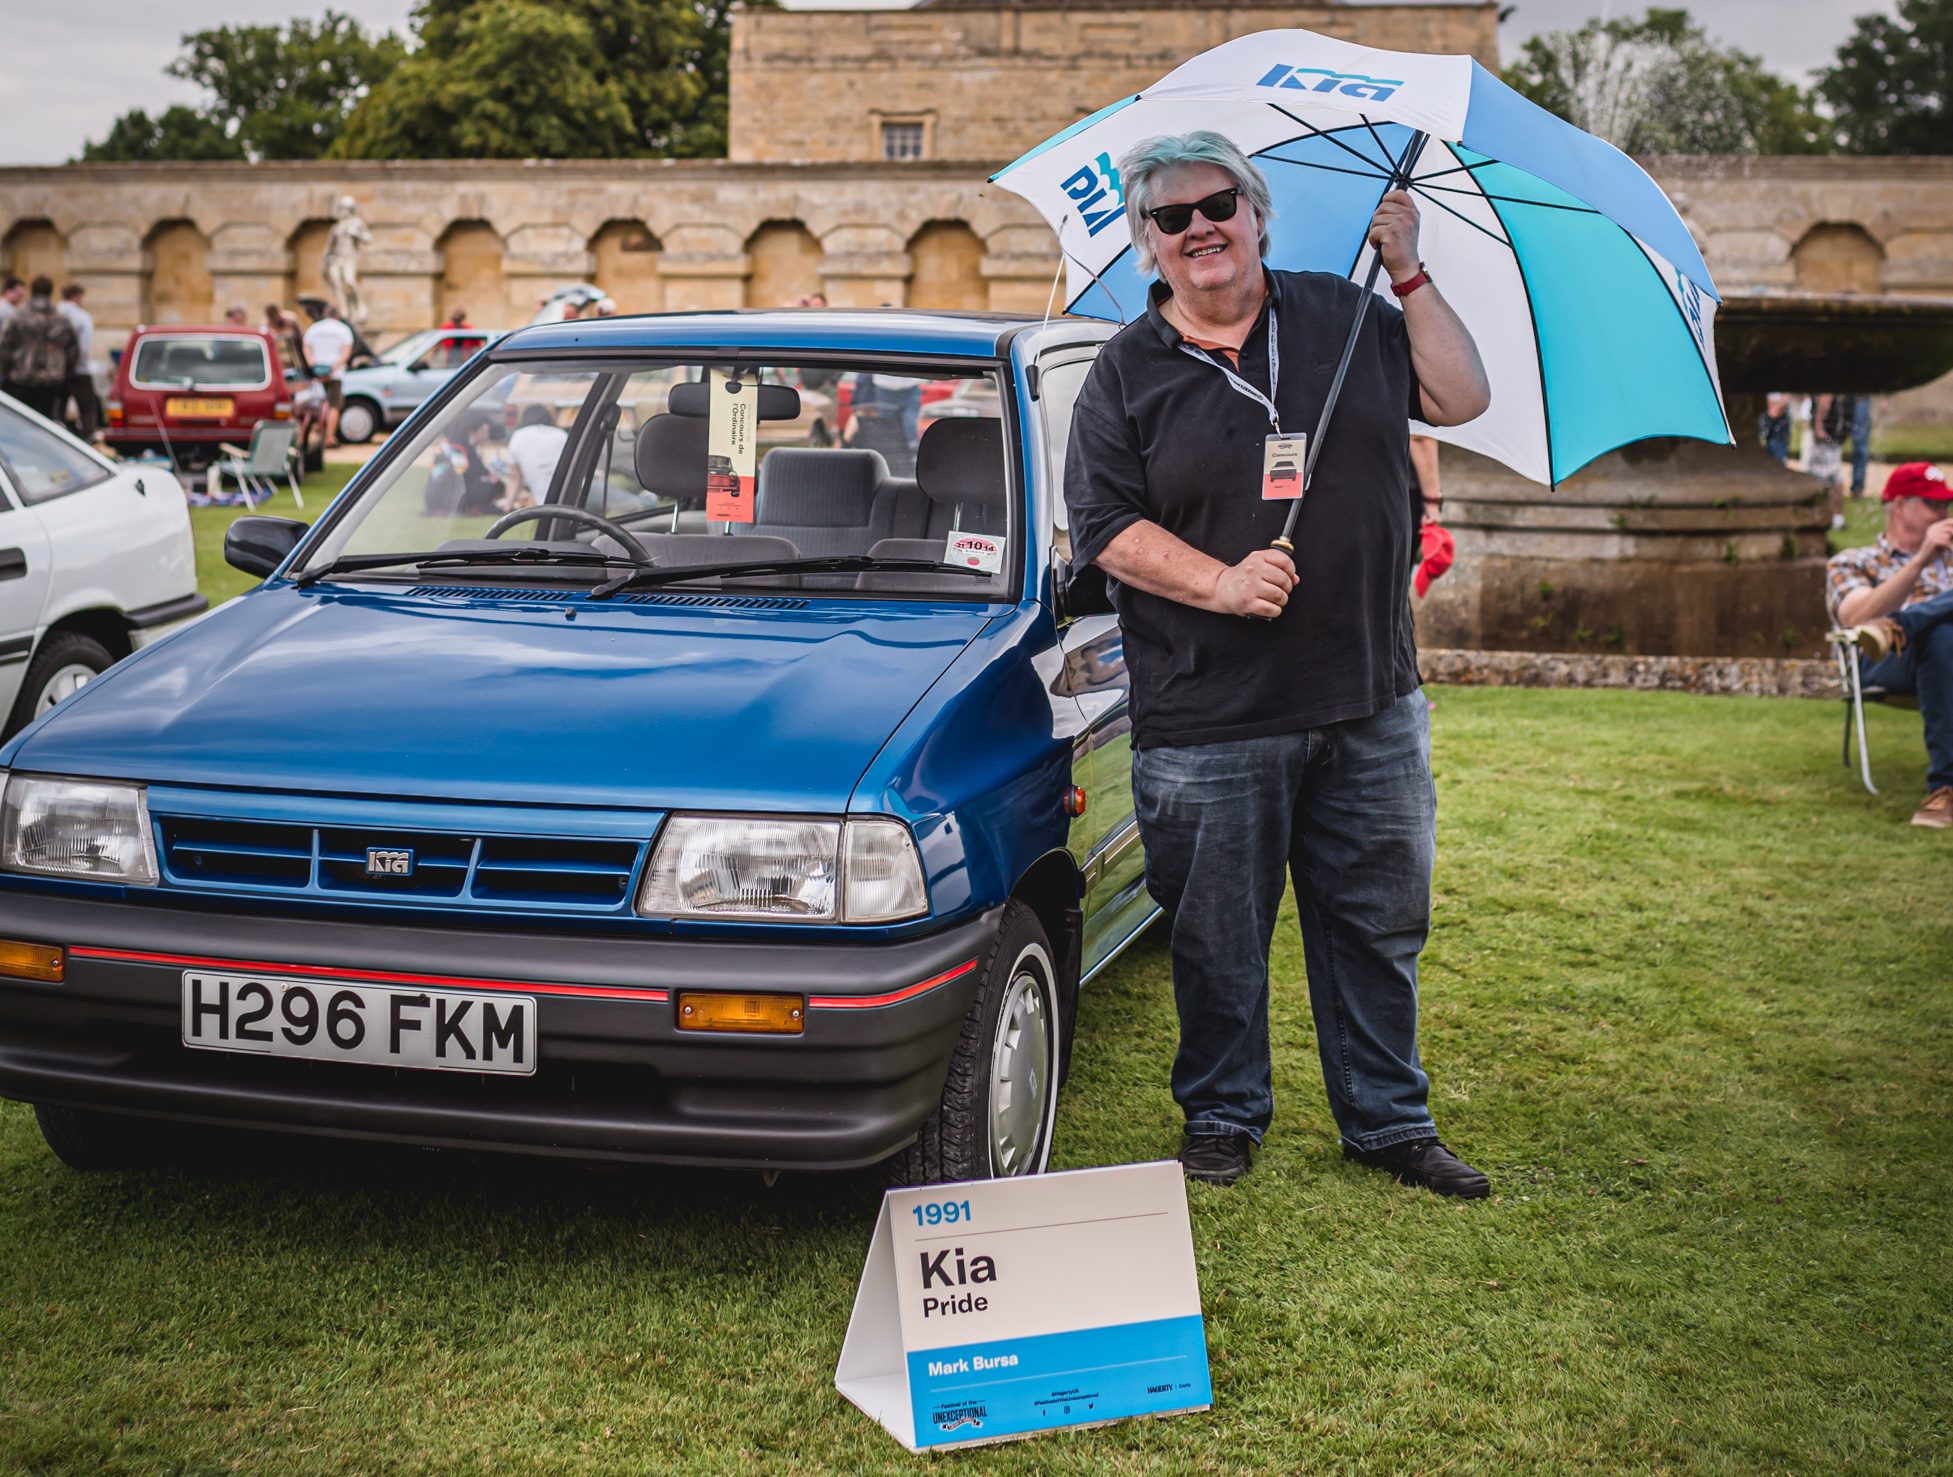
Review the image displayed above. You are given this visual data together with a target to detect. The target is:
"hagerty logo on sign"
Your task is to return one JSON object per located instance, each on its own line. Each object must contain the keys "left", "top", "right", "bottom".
{"left": 835, "top": 1162, "right": 1211, "bottom": 1452}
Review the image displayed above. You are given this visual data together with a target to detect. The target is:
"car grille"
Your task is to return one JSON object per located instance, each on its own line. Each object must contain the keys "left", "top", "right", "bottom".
{"left": 157, "top": 816, "right": 645, "bottom": 913}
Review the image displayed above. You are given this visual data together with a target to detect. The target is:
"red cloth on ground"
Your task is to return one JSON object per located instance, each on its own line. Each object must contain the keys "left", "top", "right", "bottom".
{"left": 1414, "top": 521, "right": 1454, "bottom": 599}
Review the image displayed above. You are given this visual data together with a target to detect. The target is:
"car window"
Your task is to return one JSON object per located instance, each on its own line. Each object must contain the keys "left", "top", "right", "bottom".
{"left": 131, "top": 335, "right": 269, "bottom": 389}
{"left": 1035, "top": 356, "right": 1098, "bottom": 554}
{"left": 415, "top": 336, "right": 479, "bottom": 372}
{"left": 306, "top": 355, "right": 1016, "bottom": 599}
{"left": 0, "top": 405, "right": 112, "bottom": 504}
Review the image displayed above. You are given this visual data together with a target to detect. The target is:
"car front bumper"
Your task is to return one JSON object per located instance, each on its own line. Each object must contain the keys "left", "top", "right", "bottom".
{"left": 0, "top": 891, "right": 997, "bottom": 1171}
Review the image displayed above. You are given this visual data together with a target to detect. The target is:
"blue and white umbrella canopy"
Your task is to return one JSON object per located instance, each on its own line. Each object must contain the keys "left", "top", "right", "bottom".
{"left": 990, "top": 29, "right": 1731, "bottom": 486}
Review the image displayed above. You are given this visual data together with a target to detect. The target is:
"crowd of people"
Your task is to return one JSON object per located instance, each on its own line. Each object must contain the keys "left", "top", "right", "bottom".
{"left": 0, "top": 274, "right": 100, "bottom": 440}
{"left": 1761, "top": 391, "right": 1877, "bottom": 528}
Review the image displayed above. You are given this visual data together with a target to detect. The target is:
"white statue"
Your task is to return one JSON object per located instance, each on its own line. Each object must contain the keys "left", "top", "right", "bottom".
{"left": 320, "top": 195, "right": 373, "bottom": 326}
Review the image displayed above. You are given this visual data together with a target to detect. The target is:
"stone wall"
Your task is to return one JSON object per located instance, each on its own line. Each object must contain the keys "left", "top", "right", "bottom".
{"left": 2, "top": 156, "right": 1950, "bottom": 419}
{"left": 727, "top": 2, "right": 1502, "bottom": 165}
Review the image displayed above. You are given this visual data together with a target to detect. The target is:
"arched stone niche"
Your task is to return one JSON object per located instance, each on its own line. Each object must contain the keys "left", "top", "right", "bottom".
{"left": 1791, "top": 222, "right": 1884, "bottom": 295}
{"left": 142, "top": 220, "right": 214, "bottom": 325}
{"left": 744, "top": 221, "right": 824, "bottom": 308}
{"left": 2, "top": 220, "right": 68, "bottom": 287}
{"left": 590, "top": 220, "right": 664, "bottom": 314}
{"left": 287, "top": 219, "right": 336, "bottom": 306}
{"left": 437, "top": 220, "right": 509, "bottom": 329}
{"left": 905, "top": 220, "right": 985, "bottom": 310}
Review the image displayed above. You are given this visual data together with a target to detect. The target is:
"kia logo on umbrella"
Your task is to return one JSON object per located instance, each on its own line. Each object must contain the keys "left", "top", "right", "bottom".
{"left": 1060, "top": 152, "right": 1126, "bottom": 237}
{"left": 1256, "top": 64, "right": 1403, "bottom": 102}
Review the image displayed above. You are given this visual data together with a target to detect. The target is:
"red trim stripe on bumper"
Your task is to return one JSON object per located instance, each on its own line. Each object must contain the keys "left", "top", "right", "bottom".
{"left": 67, "top": 946, "right": 980, "bottom": 1011}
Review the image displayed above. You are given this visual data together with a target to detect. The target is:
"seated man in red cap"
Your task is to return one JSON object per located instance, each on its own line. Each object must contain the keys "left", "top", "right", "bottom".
{"left": 1829, "top": 461, "right": 1953, "bottom": 827}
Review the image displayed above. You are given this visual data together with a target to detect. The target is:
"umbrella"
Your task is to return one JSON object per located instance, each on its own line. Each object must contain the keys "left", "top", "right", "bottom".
{"left": 990, "top": 28, "right": 1732, "bottom": 492}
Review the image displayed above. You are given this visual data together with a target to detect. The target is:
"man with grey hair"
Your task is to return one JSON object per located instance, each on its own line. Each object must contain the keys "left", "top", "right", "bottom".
{"left": 1064, "top": 131, "right": 1492, "bottom": 1193}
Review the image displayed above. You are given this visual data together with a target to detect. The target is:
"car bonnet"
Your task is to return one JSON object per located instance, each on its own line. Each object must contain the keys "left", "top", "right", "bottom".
{"left": 8, "top": 587, "right": 996, "bottom": 811}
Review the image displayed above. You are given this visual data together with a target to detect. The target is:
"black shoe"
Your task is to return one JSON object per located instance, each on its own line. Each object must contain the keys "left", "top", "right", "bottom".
{"left": 1179, "top": 1133, "right": 1254, "bottom": 1186}
{"left": 1344, "top": 1137, "right": 1490, "bottom": 1199}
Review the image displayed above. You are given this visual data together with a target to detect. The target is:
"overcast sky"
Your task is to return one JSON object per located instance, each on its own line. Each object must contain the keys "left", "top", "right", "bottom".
{"left": 0, "top": 0, "right": 1900, "bottom": 166}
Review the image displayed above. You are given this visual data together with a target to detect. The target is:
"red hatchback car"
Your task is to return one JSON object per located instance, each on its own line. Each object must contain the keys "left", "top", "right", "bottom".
{"left": 105, "top": 326, "right": 321, "bottom": 475}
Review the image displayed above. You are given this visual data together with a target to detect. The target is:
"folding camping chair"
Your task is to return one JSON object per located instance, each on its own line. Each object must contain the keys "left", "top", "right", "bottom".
{"left": 210, "top": 422, "right": 302, "bottom": 509}
{"left": 1829, "top": 627, "right": 1920, "bottom": 795}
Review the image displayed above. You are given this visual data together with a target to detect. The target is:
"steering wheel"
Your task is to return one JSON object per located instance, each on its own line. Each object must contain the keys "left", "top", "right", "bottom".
{"left": 484, "top": 505, "right": 653, "bottom": 563}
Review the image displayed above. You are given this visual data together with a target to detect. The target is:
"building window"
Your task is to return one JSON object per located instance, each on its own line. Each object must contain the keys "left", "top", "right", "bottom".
{"left": 881, "top": 122, "right": 926, "bottom": 161}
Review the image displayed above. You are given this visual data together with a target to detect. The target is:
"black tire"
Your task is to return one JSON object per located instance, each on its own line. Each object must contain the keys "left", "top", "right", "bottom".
{"left": 337, "top": 397, "right": 381, "bottom": 445}
{"left": 7, "top": 630, "right": 114, "bottom": 735}
{"left": 302, "top": 426, "right": 325, "bottom": 473}
{"left": 887, "top": 901, "right": 1064, "bottom": 1186}
{"left": 34, "top": 1103, "right": 159, "bottom": 1171}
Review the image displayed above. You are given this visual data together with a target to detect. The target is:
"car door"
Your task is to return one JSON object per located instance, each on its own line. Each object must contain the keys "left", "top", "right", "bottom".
{"left": 0, "top": 402, "right": 191, "bottom": 659}
{"left": 0, "top": 454, "right": 53, "bottom": 718}
{"left": 396, "top": 331, "right": 488, "bottom": 416}
{"left": 1030, "top": 347, "right": 1154, "bottom": 977}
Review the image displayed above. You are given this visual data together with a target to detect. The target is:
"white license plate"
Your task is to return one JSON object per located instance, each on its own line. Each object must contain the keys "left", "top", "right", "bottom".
{"left": 181, "top": 972, "right": 536, "bottom": 1076}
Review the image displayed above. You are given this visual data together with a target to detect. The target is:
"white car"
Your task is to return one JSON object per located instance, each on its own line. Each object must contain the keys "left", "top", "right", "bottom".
{"left": 0, "top": 394, "right": 205, "bottom": 735}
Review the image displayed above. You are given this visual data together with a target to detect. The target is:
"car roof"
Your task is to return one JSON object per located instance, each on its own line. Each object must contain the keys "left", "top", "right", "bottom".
{"left": 498, "top": 308, "right": 1106, "bottom": 360}
{"left": 129, "top": 325, "right": 275, "bottom": 339}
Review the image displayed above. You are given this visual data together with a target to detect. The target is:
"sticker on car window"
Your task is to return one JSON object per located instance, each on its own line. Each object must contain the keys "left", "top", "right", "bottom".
{"left": 707, "top": 369, "right": 758, "bottom": 524}
{"left": 947, "top": 532, "right": 1004, "bottom": 574}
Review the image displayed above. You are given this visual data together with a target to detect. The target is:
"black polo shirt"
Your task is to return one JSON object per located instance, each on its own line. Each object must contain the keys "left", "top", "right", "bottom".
{"left": 1064, "top": 268, "right": 1424, "bottom": 750}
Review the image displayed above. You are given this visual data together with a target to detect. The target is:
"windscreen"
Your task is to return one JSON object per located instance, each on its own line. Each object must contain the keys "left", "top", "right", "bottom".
{"left": 131, "top": 335, "right": 270, "bottom": 389}
{"left": 305, "top": 356, "right": 1014, "bottom": 598}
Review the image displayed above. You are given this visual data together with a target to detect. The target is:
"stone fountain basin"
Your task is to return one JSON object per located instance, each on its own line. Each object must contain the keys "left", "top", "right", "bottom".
{"left": 1717, "top": 292, "right": 1953, "bottom": 395}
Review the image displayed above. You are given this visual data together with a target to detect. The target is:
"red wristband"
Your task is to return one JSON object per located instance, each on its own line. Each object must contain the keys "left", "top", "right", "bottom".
{"left": 1390, "top": 264, "right": 1432, "bottom": 298}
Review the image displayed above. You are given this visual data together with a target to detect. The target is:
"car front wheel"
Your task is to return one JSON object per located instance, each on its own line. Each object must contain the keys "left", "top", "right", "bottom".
{"left": 34, "top": 1104, "right": 159, "bottom": 1171}
{"left": 337, "top": 397, "right": 381, "bottom": 445}
{"left": 7, "top": 630, "right": 114, "bottom": 735}
{"left": 888, "top": 901, "right": 1063, "bottom": 1186}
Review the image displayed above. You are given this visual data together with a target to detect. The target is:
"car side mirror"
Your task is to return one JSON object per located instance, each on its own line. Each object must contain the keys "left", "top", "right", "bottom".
{"left": 1054, "top": 553, "right": 1111, "bottom": 623}
{"left": 225, "top": 516, "right": 310, "bottom": 578}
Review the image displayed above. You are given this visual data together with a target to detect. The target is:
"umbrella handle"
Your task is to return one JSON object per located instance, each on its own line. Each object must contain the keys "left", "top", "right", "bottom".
{"left": 1271, "top": 127, "right": 1430, "bottom": 555}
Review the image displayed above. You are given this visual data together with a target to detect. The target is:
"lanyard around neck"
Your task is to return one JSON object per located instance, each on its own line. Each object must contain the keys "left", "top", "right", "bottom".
{"left": 1175, "top": 299, "right": 1279, "bottom": 434}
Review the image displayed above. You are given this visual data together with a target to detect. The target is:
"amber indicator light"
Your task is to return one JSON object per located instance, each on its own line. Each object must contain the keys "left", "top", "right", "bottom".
{"left": 676, "top": 992, "right": 805, "bottom": 1034}
{"left": 0, "top": 939, "right": 64, "bottom": 983}
{"left": 1064, "top": 786, "right": 1088, "bottom": 818}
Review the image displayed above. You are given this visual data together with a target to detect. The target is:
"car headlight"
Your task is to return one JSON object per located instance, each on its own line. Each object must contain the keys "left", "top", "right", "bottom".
{"left": 0, "top": 773, "right": 159, "bottom": 886}
{"left": 637, "top": 815, "right": 926, "bottom": 923}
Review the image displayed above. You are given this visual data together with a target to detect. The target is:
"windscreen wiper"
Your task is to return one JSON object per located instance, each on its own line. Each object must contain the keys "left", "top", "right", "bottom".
{"left": 589, "top": 555, "right": 996, "bottom": 600}
{"left": 291, "top": 545, "right": 645, "bottom": 589}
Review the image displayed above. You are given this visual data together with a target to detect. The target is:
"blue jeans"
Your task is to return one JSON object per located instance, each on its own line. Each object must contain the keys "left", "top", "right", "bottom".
{"left": 1849, "top": 398, "right": 1874, "bottom": 495}
{"left": 1860, "top": 585, "right": 1953, "bottom": 792}
{"left": 1130, "top": 692, "right": 1439, "bottom": 1152}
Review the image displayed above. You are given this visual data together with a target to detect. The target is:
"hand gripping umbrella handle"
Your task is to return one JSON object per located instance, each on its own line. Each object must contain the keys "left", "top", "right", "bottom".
{"left": 1273, "top": 128, "right": 1430, "bottom": 557}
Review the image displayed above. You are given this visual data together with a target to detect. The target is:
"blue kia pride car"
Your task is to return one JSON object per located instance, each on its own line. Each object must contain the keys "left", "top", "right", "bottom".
{"left": 0, "top": 310, "right": 1158, "bottom": 1185}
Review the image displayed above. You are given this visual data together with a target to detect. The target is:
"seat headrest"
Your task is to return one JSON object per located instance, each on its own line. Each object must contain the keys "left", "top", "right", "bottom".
{"left": 916, "top": 418, "right": 1006, "bottom": 506}
{"left": 755, "top": 448, "right": 887, "bottom": 528}
{"left": 634, "top": 413, "right": 707, "bottom": 501}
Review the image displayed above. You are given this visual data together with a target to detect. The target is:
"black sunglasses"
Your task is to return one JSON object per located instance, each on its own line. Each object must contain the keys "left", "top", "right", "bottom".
{"left": 1145, "top": 188, "right": 1241, "bottom": 236}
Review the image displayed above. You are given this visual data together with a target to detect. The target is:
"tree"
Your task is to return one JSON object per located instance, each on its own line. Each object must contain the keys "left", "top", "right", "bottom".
{"left": 76, "top": 11, "right": 404, "bottom": 163}
{"left": 1819, "top": 0, "right": 1953, "bottom": 154}
{"left": 167, "top": 11, "right": 407, "bottom": 160}
{"left": 331, "top": 0, "right": 637, "bottom": 159}
{"left": 1503, "top": 7, "right": 1831, "bottom": 155}
{"left": 79, "top": 106, "right": 246, "bottom": 164}
{"left": 337, "top": 0, "right": 763, "bottom": 160}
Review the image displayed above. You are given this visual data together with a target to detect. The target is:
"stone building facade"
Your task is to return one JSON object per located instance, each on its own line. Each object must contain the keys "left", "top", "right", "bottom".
{"left": 1, "top": 0, "right": 1950, "bottom": 415}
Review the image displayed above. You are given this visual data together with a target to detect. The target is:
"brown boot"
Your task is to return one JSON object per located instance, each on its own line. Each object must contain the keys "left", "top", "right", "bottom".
{"left": 1912, "top": 787, "right": 1953, "bottom": 829}
{"left": 1849, "top": 617, "right": 1906, "bottom": 664}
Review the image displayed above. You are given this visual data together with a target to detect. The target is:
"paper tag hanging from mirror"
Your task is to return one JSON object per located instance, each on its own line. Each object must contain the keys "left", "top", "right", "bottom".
{"left": 706, "top": 369, "right": 758, "bottom": 523}
{"left": 947, "top": 532, "right": 1004, "bottom": 574}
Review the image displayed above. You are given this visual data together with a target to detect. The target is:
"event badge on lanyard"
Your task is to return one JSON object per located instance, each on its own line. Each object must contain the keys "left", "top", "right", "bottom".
{"left": 1178, "top": 303, "right": 1306, "bottom": 501}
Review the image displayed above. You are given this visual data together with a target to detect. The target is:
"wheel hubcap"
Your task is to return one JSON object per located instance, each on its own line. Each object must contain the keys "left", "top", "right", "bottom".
{"left": 987, "top": 961, "right": 1053, "bottom": 1176}
{"left": 37, "top": 664, "right": 96, "bottom": 714}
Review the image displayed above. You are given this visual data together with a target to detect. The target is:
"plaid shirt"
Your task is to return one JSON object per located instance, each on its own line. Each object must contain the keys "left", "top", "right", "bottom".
{"left": 1825, "top": 534, "right": 1953, "bottom": 625}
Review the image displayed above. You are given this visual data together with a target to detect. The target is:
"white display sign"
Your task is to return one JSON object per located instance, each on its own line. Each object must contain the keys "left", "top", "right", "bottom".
{"left": 835, "top": 1161, "right": 1211, "bottom": 1452}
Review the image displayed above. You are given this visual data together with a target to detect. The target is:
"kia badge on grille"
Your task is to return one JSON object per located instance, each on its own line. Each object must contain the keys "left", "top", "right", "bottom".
{"left": 366, "top": 848, "right": 414, "bottom": 877}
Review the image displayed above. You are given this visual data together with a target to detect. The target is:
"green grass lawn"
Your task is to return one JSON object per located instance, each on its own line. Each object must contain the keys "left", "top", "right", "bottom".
{"left": 1, "top": 687, "right": 1946, "bottom": 1473}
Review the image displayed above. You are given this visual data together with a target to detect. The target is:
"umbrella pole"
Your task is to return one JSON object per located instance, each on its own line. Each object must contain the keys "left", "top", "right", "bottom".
{"left": 1274, "top": 128, "right": 1429, "bottom": 554}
